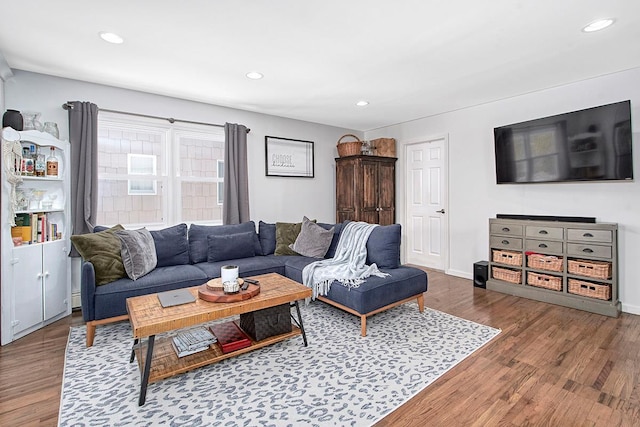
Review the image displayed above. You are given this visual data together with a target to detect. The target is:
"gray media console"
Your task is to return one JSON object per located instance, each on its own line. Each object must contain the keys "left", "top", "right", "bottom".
{"left": 487, "top": 217, "right": 620, "bottom": 317}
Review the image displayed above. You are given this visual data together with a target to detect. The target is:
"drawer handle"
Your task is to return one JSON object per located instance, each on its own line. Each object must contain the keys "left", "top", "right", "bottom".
{"left": 583, "top": 232, "right": 594, "bottom": 238}
{"left": 538, "top": 230, "right": 548, "bottom": 235}
{"left": 502, "top": 240, "right": 510, "bottom": 245}
{"left": 502, "top": 227, "right": 510, "bottom": 232}
{"left": 582, "top": 248, "right": 594, "bottom": 253}
{"left": 538, "top": 243, "right": 548, "bottom": 248}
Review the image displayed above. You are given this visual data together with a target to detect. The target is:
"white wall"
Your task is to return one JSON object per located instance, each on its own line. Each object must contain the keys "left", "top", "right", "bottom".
{"left": 366, "top": 67, "right": 640, "bottom": 314}
{"left": 4, "top": 70, "right": 360, "bottom": 303}
{"left": 4, "top": 70, "right": 360, "bottom": 224}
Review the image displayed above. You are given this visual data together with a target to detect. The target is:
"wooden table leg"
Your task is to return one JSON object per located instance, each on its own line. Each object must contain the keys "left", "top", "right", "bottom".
{"left": 138, "top": 335, "right": 155, "bottom": 406}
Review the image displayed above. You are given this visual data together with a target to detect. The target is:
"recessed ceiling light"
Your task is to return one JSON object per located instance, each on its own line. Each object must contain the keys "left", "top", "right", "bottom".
{"left": 246, "top": 71, "right": 264, "bottom": 80}
{"left": 99, "top": 31, "right": 124, "bottom": 44}
{"left": 582, "top": 18, "right": 615, "bottom": 33}
{"left": 356, "top": 100, "right": 369, "bottom": 107}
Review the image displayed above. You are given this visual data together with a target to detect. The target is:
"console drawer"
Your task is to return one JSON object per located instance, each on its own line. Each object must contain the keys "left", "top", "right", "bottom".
{"left": 526, "top": 226, "right": 563, "bottom": 240}
{"left": 567, "top": 229, "right": 612, "bottom": 243}
{"left": 490, "top": 236, "right": 523, "bottom": 250}
{"left": 525, "top": 239, "right": 563, "bottom": 255}
{"left": 567, "top": 243, "right": 612, "bottom": 259}
{"left": 490, "top": 223, "right": 523, "bottom": 236}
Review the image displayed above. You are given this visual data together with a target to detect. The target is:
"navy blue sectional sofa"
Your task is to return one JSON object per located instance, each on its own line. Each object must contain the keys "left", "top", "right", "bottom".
{"left": 81, "top": 221, "right": 428, "bottom": 346}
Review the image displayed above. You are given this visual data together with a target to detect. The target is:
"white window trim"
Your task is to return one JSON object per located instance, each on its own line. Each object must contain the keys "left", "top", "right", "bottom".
{"left": 127, "top": 153, "right": 158, "bottom": 195}
{"left": 98, "top": 112, "right": 225, "bottom": 228}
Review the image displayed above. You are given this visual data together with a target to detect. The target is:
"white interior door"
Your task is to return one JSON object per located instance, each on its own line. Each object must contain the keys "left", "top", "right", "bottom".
{"left": 405, "top": 137, "right": 448, "bottom": 270}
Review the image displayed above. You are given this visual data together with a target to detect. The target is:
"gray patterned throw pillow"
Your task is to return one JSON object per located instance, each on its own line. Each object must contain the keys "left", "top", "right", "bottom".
{"left": 116, "top": 228, "right": 158, "bottom": 280}
{"left": 289, "top": 216, "right": 334, "bottom": 258}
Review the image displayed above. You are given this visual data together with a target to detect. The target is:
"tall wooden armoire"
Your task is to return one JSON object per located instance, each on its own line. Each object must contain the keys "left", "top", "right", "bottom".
{"left": 335, "top": 155, "right": 396, "bottom": 225}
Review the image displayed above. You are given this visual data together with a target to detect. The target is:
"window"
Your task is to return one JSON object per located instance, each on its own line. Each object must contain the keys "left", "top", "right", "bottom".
{"left": 97, "top": 113, "right": 225, "bottom": 228}
{"left": 217, "top": 160, "right": 224, "bottom": 205}
{"left": 127, "top": 154, "right": 157, "bottom": 195}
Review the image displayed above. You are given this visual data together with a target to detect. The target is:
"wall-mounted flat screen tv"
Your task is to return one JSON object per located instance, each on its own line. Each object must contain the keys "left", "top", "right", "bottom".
{"left": 494, "top": 100, "right": 633, "bottom": 184}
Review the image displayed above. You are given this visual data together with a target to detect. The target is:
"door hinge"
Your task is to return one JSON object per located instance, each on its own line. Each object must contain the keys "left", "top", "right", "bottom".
{"left": 10, "top": 258, "right": 19, "bottom": 265}
{"left": 11, "top": 320, "right": 20, "bottom": 327}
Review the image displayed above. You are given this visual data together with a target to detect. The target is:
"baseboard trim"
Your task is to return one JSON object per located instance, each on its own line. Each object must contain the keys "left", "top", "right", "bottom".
{"left": 71, "top": 292, "right": 81, "bottom": 309}
{"left": 621, "top": 303, "right": 640, "bottom": 315}
{"left": 446, "top": 269, "right": 472, "bottom": 280}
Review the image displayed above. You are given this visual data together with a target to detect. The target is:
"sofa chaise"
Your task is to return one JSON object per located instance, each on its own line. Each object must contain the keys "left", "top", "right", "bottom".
{"left": 77, "top": 220, "right": 428, "bottom": 346}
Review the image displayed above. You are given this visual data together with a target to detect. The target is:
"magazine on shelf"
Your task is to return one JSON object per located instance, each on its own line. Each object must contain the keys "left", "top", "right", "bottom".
{"left": 171, "top": 327, "right": 217, "bottom": 357}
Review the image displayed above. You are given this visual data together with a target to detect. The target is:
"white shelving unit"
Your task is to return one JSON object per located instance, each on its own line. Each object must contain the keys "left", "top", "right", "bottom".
{"left": 1, "top": 130, "right": 71, "bottom": 345}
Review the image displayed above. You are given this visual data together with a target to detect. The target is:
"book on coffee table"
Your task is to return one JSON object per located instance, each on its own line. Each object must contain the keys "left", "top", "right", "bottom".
{"left": 171, "top": 328, "right": 217, "bottom": 357}
{"left": 209, "top": 321, "right": 252, "bottom": 353}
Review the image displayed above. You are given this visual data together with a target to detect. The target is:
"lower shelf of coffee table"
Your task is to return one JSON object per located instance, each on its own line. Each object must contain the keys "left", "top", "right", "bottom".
{"left": 134, "top": 325, "right": 302, "bottom": 383}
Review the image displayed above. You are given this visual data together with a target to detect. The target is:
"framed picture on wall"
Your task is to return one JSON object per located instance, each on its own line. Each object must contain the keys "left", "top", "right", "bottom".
{"left": 265, "top": 136, "right": 314, "bottom": 178}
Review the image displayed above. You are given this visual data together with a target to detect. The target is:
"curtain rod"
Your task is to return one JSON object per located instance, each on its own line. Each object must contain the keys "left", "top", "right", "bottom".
{"left": 61, "top": 102, "right": 250, "bottom": 133}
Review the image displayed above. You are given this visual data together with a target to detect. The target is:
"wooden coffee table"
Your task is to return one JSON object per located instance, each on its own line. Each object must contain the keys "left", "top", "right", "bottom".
{"left": 126, "top": 272, "right": 312, "bottom": 405}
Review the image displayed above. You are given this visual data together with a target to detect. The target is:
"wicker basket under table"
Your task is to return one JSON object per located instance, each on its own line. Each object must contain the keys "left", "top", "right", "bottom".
{"left": 568, "top": 278, "right": 611, "bottom": 301}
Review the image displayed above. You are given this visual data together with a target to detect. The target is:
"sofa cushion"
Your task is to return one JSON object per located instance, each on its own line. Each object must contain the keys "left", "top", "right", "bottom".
{"left": 189, "top": 222, "right": 261, "bottom": 263}
{"left": 93, "top": 265, "right": 208, "bottom": 320}
{"left": 290, "top": 217, "right": 334, "bottom": 258}
{"left": 274, "top": 221, "right": 303, "bottom": 256}
{"left": 193, "top": 254, "right": 289, "bottom": 279}
{"left": 283, "top": 255, "right": 322, "bottom": 284}
{"left": 150, "top": 223, "right": 190, "bottom": 267}
{"left": 115, "top": 228, "right": 157, "bottom": 280}
{"left": 318, "top": 221, "right": 344, "bottom": 258}
{"left": 258, "top": 221, "right": 276, "bottom": 255}
{"left": 366, "top": 224, "right": 401, "bottom": 269}
{"left": 207, "top": 232, "right": 256, "bottom": 262}
{"left": 71, "top": 224, "right": 126, "bottom": 286}
{"left": 322, "top": 266, "right": 427, "bottom": 314}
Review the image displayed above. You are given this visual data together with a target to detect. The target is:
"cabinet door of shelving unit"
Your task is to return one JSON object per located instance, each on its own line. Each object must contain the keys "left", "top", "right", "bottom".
{"left": 11, "top": 244, "right": 44, "bottom": 336}
{"left": 43, "top": 240, "right": 68, "bottom": 320}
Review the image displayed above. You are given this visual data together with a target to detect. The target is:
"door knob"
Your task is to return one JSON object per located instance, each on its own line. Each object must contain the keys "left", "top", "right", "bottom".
{"left": 436, "top": 209, "right": 445, "bottom": 214}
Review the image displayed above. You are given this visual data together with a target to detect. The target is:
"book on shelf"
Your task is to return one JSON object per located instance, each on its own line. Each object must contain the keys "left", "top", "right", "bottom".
{"left": 209, "top": 321, "right": 252, "bottom": 354}
{"left": 171, "top": 340, "right": 211, "bottom": 358}
{"left": 171, "top": 328, "right": 217, "bottom": 357}
{"left": 11, "top": 212, "right": 60, "bottom": 244}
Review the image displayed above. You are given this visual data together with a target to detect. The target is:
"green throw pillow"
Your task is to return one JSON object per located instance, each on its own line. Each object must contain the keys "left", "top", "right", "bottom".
{"left": 274, "top": 218, "right": 316, "bottom": 256}
{"left": 70, "top": 225, "right": 126, "bottom": 285}
{"left": 274, "top": 222, "right": 302, "bottom": 256}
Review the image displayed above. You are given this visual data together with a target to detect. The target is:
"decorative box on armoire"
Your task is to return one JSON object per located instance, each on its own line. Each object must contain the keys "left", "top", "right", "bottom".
{"left": 335, "top": 155, "right": 396, "bottom": 225}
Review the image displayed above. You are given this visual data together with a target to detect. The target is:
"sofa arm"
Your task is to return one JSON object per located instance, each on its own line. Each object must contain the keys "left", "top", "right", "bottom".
{"left": 80, "top": 261, "right": 97, "bottom": 322}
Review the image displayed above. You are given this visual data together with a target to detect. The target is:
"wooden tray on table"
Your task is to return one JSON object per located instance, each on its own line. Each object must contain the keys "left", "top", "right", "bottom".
{"left": 198, "top": 278, "right": 260, "bottom": 303}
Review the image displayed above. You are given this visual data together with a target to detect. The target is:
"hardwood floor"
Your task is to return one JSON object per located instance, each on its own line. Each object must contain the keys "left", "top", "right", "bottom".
{"left": 1, "top": 270, "right": 639, "bottom": 426}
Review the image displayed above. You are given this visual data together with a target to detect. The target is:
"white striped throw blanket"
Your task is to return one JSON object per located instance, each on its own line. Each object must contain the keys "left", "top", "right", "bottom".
{"left": 302, "top": 221, "right": 390, "bottom": 299}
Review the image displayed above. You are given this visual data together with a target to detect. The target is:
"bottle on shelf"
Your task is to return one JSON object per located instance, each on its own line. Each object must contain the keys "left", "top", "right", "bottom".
{"left": 23, "top": 146, "right": 34, "bottom": 176}
{"left": 35, "top": 146, "right": 46, "bottom": 177}
{"left": 46, "top": 147, "right": 59, "bottom": 177}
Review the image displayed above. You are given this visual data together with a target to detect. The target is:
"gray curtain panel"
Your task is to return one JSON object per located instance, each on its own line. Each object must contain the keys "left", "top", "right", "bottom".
{"left": 68, "top": 101, "right": 99, "bottom": 256}
{"left": 223, "top": 123, "right": 250, "bottom": 224}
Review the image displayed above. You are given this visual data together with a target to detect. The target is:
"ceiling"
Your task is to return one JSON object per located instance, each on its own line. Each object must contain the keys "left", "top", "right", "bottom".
{"left": 1, "top": 1, "right": 639, "bottom": 131}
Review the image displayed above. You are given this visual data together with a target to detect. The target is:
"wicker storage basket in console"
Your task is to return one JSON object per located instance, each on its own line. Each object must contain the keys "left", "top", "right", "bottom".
{"left": 568, "top": 279, "right": 611, "bottom": 301}
{"left": 492, "top": 249, "right": 523, "bottom": 266}
{"left": 527, "top": 272, "right": 562, "bottom": 291}
{"left": 527, "top": 254, "right": 563, "bottom": 272}
{"left": 567, "top": 259, "right": 612, "bottom": 279}
{"left": 492, "top": 266, "right": 522, "bottom": 284}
